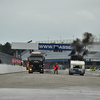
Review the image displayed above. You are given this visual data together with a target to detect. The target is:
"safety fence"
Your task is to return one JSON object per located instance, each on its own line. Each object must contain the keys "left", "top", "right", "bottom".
{"left": 0, "top": 52, "right": 21, "bottom": 65}
{"left": 44, "top": 61, "right": 100, "bottom": 69}
{"left": 44, "top": 62, "right": 68, "bottom": 69}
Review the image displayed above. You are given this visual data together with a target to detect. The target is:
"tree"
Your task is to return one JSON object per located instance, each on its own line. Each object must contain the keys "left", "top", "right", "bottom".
{"left": 2, "top": 42, "right": 11, "bottom": 55}
{"left": 0, "top": 42, "right": 25, "bottom": 56}
{"left": 0, "top": 44, "right": 2, "bottom": 52}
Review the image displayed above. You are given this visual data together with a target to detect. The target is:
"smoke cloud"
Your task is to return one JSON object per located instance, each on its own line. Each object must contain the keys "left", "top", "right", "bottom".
{"left": 83, "top": 49, "right": 88, "bottom": 56}
{"left": 70, "top": 32, "right": 94, "bottom": 56}
{"left": 82, "top": 32, "right": 94, "bottom": 45}
{"left": 71, "top": 49, "right": 76, "bottom": 55}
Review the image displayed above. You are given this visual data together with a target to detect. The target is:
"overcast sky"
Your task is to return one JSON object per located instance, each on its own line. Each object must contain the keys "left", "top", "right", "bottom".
{"left": 0, "top": 0, "right": 100, "bottom": 44}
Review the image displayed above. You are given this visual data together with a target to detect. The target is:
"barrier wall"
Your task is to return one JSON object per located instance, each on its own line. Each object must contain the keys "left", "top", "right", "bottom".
{"left": 0, "top": 64, "right": 26, "bottom": 74}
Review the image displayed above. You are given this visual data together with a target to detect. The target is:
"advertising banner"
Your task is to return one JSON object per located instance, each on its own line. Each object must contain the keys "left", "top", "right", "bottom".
{"left": 85, "top": 59, "right": 100, "bottom": 62}
{"left": 12, "top": 58, "right": 21, "bottom": 65}
{"left": 38, "top": 43, "right": 71, "bottom": 51}
{"left": 12, "top": 58, "right": 15, "bottom": 64}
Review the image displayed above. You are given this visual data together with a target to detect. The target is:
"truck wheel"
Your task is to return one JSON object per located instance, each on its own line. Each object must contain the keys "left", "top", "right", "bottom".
{"left": 69, "top": 73, "right": 73, "bottom": 75}
{"left": 80, "top": 74, "right": 84, "bottom": 76}
{"left": 29, "top": 71, "right": 32, "bottom": 74}
{"left": 42, "top": 71, "right": 44, "bottom": 74}
{"left": 26, "top": 67, "right": 28, "bottom": 70}
{"left": 29, "top": 71, "right": 30, "bottom": 73}
{"left": 40, "top": 71, "right": 44, "bottom": 74}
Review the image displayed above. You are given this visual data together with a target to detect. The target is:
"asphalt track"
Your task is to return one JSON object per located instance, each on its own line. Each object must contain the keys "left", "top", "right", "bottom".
{"left": 0, "top": 86, "right": 100, "bottom": 100}
{"left": 0, "top": 69, "right": 100, "bottom": 100}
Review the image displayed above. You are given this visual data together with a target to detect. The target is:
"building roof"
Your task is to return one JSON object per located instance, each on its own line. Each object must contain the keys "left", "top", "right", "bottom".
{"left": 21, "top": 42, "right": 100, "bottom": 61}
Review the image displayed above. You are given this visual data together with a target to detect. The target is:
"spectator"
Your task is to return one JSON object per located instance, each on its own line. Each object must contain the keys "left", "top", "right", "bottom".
{"left": 21, "top": 61, "right": 23, "bottom": 66}
{"left": 15, "top": 62, "right": 17, "bottom": 66}
{"left": 90, "top": 67, "right": 93, "bottom": 71}
{"left": 94, "top": 67, "right": 96, "bottom": 71}
{"left": 0, "top": 59, "right": 2, "bottom": 64}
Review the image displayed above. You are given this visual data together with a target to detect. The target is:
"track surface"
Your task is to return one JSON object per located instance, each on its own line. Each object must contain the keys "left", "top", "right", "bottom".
{"left": 0, "top": 70, "right": 100, "bottom": 88}
{"left": 0, "top": 70, "right": 100, "bottom": 100}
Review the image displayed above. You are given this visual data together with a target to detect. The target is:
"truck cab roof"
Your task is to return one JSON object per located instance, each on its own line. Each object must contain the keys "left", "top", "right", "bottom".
{"left": 30, "top": 52, "right": 43, "bottom": 57}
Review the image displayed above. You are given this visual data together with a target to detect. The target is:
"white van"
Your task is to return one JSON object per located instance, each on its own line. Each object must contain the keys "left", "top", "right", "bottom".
{"left": 69, "top": 58, "right": 85, "bottom": 76}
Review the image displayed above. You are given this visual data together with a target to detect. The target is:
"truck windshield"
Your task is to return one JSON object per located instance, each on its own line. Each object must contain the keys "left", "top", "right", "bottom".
{"left": 29, "top": 57, "right": 43, "bottom": 61}
{"left": 73, "top": 65, "right": 82, "bottom": 69}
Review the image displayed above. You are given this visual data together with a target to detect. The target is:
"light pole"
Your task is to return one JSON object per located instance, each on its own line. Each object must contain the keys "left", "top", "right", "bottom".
{"left": 73, "top": 36, "right": 74, "bottom": 41}
{"left": 27, "top": 40, "right": 33, "bottom": 54}
{"left": 60, "top": 36, "right": 61, "bottom": 43}
{"left": 47, "top": 37, "right": 49, "bottom": 43}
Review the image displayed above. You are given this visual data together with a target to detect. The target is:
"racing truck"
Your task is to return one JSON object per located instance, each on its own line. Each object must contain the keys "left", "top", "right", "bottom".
{"left": 69, "top": 55, "right": 85, "bottom": 76}
{"left": 27, "top": 52, "right": 45, "bottom": 74}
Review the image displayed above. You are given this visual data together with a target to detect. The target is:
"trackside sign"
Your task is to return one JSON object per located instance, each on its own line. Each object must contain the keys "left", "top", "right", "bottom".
{"left": 38, "top": 43, "right": 71, "bottom": 51}
{"left": 85, "top": 59, "right": 100, "bottom": 62}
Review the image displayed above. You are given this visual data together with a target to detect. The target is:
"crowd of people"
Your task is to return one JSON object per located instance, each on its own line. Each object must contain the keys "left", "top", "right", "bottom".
{"left": 90, "top": 67, "right": 96, "bottom": 71}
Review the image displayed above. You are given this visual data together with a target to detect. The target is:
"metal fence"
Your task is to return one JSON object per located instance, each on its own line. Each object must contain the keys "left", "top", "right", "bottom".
{"left": 44, "top": 61, "right": 100, "bottom": 69}
{"left": 0, "top": 52, "right": 21, "bottom": 65}
{"left": 44, "top": 62, "right": 69, "bottom": 69}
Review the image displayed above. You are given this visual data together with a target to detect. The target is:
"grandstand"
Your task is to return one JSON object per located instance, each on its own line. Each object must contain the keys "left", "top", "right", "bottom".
{"left": 21, "top": 41, "right": 100, "bottom": 69}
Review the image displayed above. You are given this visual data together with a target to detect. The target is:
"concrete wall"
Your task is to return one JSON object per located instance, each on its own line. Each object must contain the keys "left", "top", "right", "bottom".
{"left": 0, "top": 64, "right": 26, "bottom": 74}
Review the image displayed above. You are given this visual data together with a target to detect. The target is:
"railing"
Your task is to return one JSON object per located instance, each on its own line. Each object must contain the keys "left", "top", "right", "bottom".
{"left": 36, "top": 38, "right": 100, "bottom": 43}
